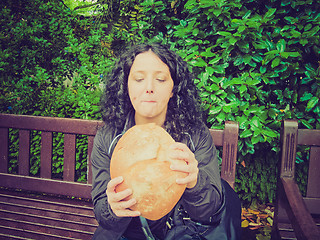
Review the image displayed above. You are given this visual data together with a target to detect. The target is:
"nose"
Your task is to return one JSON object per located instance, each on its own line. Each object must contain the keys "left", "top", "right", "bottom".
{"left": 145, "top": 78, "right": 154, "bottom": 94}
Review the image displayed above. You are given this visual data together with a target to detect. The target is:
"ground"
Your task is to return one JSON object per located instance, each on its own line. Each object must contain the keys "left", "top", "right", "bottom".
{"left": 241, "top": 203, "right": 274, "bottom": 240}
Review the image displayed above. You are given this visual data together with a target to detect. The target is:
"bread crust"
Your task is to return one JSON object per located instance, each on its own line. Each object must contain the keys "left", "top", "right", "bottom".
{"left": 110, "top": 123, "right": 187, "bottom": 220}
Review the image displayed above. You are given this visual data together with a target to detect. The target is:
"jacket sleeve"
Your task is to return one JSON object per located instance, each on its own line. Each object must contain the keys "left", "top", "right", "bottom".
{"left": 91, "top": 127, "right": 131, "bottom": 237}
{"left": 181, "top": 126, "right": 223, "bottom": 224}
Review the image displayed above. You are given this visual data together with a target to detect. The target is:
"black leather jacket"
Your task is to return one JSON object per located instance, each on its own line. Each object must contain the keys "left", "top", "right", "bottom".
{"left": 91, "top": 112, "right": 223, "bottom": 240}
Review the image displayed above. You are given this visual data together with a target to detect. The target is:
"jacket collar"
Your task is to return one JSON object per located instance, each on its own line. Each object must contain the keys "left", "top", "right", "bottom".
{"left": 122, "top": 110, "right": 136, "bottom": 134}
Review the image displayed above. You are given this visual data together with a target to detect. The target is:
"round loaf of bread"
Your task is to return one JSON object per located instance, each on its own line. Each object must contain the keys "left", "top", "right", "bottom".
{"left": 110, "top": 123, "right": 187, "bottom": 220}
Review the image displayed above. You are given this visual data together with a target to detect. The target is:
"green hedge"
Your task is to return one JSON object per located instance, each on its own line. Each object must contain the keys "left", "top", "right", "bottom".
{"left": 1, "top": 0, "right": 319, "bottom": 205}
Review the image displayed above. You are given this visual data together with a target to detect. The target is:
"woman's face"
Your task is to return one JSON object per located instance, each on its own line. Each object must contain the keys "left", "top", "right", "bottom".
{"left": 128, "top": 50, "right": 174, "bottom": 126}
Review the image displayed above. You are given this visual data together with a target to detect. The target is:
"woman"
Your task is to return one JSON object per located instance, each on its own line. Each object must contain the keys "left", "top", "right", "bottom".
{"left": 91, "top": 43, "right": 240, "bottom": 239}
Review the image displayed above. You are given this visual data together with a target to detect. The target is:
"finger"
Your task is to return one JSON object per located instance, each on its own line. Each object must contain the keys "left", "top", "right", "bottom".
{"left": 113, "top": 197, "right": 137, "bottom": 210}
{"left": 115, "top": 209, "right": 141, "bottom": 217}
{"left": 112, "top": 188, "right": 133, "bottom": 202}
{"left": 106, "top": 177, "right": 133, "bottom": 202}
{"left": 169, "top": 142, "right": 189, "bottom": 151}
{"left": 106, "top": 176, "right": 123, "bottom": 193}
{"left": 169, "top": 143, "right": 195, "bottom": 163}
{"left": 170, "top": 161, "right": 193, "bottom": 173}
{"left": 170, "top": 150, "right": 190, "bottom": 161}
{"left": 176, "top": 173, "right": 197, "bottom": 185}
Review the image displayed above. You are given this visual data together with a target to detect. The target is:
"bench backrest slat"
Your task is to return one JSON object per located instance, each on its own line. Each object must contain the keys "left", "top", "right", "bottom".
{"left": 0, "top": 114, "right": 102, "bottom": 135}
{"left": 63, "top": 133, "right": 76, "bottom": 181}
{"left": 296, "top": 128, "right": 320, "bottom": 198}
{"left": 215, "top": 121, "right": 239, "bottom": 189}
{"left": 19, "top": 130, "right": 30, "bottom": 176}
{"left": 87, "top": 135, "right": 95, "bottom": 184}
{"left": 0, "top": 128, "right": 9, "bottom": 173}
{"left": 308, "top": 146, "right": 320, "bottom": 198}
{"left": 40, "top": 131, "right": 53, "bottom": 178}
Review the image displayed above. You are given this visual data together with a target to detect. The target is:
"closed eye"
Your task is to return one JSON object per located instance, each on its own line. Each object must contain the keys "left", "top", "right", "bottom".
{"left": 156, "top": 79, "right": 165, "bottom": 82}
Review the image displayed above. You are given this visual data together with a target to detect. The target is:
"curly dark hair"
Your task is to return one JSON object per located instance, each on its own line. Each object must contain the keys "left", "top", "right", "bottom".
{"left": 100, "top": 43, "right": 204, "bottom": 141}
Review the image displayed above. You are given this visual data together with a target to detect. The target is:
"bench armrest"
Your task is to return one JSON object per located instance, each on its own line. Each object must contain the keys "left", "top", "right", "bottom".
{"left": 280, "top": 177, "right": 320, "bottom": 240}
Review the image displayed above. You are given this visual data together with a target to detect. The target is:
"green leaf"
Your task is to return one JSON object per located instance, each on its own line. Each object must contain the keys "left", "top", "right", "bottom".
{"left": 306, "top": 97, "right": 319, "bottom": 111}
{"left": 238, "top": 25, "right": 246, "bottom": 33}
{"left": 262, "top": 130, "right": 278, "bottom": 138}
{"left": 301, "top": 119, "right": 313, "bottom": 129}
{"left": 251, "top": 135, "right": 261, "bottom": 145}
{"left": 209, "top": 106, "right": 222, "bottom": 115}
{"left": 216, "top": 112, "right": 226, "bottom": 123}
{"left": 264, "top": 8, "right": 277, "bottom": 18}
{"left": 242, "top": 10, "right": 252, "bottom": 19}
{"left": 245, "top": 78, "right": 260, "bottom": 86}
{"left": 190, "top": 58, "right": 207, "bottom": 67}
{"left": 222, "top": 104, "right": 232, "bottom": 113}
{"left": 281, "top": 52, "right": 301, "bottom": 58}
{"left": 300, "top": 92, "right": 313, "bottom": 101}
{"left": 229, "top": 37, "right": 237, "bottom": 45}
{"left": 217, "top": 31, "right": 232, "bottom": 36}
{"left": 271, "top": 57, "right": 281, "bottom": 68}
{"left": 260, "top": 66, "right": 267, "bottom": 73}
{"left": 240, "top": 129, "right": 252, "bottom": 138}
{"left": 201, "top": 49, "right": 215, "bottom": 58}
{"left": 211, "top": 65, "right": 225, "bottom": 74}
{"left": 304, "top": 25, "right": 320, "bottom": 37}
{"left": 239, "top": 85, "right": 247, "bottom": 95}
{"left": 276, "top": 39, "right": 286, "bottom": 52}
{"left": 208, "top": 57, "right": 221, "bottom": 65}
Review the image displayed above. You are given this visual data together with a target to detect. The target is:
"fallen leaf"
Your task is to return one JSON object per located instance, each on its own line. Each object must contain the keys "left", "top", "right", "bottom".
{"left": 241, "top": 220, "right": 249, "bottom": 228}
{"left": 241, "top": 160, "right": 246, "bottom": 167}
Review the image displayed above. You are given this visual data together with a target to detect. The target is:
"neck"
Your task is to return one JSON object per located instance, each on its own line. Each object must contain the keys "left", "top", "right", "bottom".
{"left": 134, "top": 114, "right": 166, "bottom": 127}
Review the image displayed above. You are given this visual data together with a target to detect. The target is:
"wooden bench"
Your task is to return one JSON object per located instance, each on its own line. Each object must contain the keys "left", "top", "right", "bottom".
{"left": 272, "top": 120, "right": 320, "bottom": 240}
{"left": 0, "top": 113, "right": 239, "bottom": 240}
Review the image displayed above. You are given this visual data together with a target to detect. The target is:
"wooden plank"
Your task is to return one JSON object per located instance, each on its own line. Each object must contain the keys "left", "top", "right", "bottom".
{"left": 87, "top": 136, "right": 94, "bottom": 184}
{"left": 209, "top": 129, "right": 223, "bottom": 147}
{"left": 0, "top": 189, "right": 94, "bottom": 215}
{"left": 0, "top": 128, "right": 8, "bottom": 173}
{"left": 0, "top": 114, "right": 103, "bottom": 136}
{"left": 0, "top": 208, "right": 97, "bottom": 231}
{"left": 0, "top": 173, "right": 92, "bottom": 200}
{"left": 306, "top": 146, "right": 320, "bottom": 198}
{"left": 63, "top": 134, "right": 76, "bottom": 182}
{"left": 280, "top": 120, "right": 298, "bottom": 179}
{"left": 281, "top": 177, "right": 320, "bottom": 240}
{"left": 0, "top": 217, "right": 94, "bottom": 240}
{"left": 18, "top": 130, "right": 30, "bottom": 176}
{"left": 40, "top": 131, "right": 53, "bottom": 179}
{"left": 0, "top": 225, "right": 73, "bottom": 240}
{"left": 220, "top": 121, "right": 239, "bottom": 189}
{"left": 298, "top": 129, "right": 320, "bottom": 146}
{"left": 303, "top": 198, "right": 320, "bottom": 215}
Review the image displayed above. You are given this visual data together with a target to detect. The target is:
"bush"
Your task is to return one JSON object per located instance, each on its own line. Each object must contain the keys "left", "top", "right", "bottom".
{"left": 131, "top": 0, "right": 320, "bottom": 204}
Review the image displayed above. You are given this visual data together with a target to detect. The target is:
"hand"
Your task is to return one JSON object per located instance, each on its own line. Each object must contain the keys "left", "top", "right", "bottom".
{"left": 169, "top": 142, "right": 199, "bottom": 189}
{"left": 106, "top": 176, "right": 141, "bottom": 217}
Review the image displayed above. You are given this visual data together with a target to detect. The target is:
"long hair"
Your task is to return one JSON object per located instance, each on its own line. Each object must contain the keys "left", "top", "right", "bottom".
{"left": 100, "top": 43, "right": 204, "bottom": 141}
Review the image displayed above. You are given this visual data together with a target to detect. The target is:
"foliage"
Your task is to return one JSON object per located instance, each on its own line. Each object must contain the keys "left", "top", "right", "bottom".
{"left": 0, "top": 0, "right": 108, "bottom": 181}
{"left": 1, "top": 0, "right": 319, "bottom": 203}
{"left": 131, "top": 0, "right": 320, "bottom": 204}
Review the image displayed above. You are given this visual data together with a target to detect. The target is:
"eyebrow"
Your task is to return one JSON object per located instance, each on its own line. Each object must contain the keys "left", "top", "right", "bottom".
{"left": 131, "top": 70, "right": 168, "bottom": 74}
